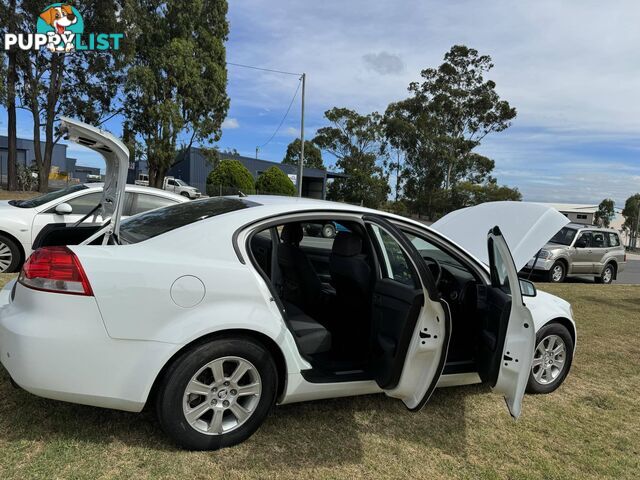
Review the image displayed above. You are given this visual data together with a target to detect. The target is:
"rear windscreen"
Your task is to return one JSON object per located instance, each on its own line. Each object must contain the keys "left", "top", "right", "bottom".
{"left": 118, "top": 197, "right": 260, "bottom": 244}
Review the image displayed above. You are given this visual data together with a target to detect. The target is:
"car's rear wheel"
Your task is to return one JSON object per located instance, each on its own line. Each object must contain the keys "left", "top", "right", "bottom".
{"left": 595, "top": 263, "right": 614, "bottom": 284}
{"left": 0, "top": 234, "right": 21, "bottom": 273}
{"left": 526, "top": 323, "right": 573, "bottom": 394}
{"left": 547, "top": 261, "right": 566, "bottom": 283}
{"left": 156, "top": 337, "right": 277, "bottom": 450}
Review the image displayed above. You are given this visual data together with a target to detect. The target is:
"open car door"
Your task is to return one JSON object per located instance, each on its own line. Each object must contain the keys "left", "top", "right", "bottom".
{"left": 479, "top": 226, "right": 536, "bottom": 418}
{"left": 364, "top": 215, "right": 451, "bottom": 411}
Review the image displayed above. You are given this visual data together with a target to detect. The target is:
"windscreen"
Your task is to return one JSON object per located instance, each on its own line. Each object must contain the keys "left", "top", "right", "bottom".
{"left": 548, "top": 227, "right": 578, "bottom": 246}
{"left": 118, "top": 197, "right": 260, "bottom": 244}
{"left": 8, "top": 184, "right": 89, "bottom": 208}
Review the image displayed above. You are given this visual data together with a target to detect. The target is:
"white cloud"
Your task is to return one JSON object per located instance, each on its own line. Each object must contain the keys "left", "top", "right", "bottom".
{"left": 222, "top": 117, "right": 240, "bottom": 129}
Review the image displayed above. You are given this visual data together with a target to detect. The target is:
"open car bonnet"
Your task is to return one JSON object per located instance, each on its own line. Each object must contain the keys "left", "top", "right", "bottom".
{"left": 430, "top": 201, "right": 570, "bottom": 271}
{"left": 59, "top": 117, "right": 129, "bottom": 237}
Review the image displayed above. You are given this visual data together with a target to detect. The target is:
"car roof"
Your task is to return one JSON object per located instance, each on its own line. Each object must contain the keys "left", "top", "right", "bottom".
{"left": 566, "top": 222, "right": 619, "bottom": 232}
{"left": 82, "top": 183, "right": 187, "bottom": 201}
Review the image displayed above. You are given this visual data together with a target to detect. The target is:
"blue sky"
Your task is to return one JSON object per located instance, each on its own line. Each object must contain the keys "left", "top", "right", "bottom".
{"left": 2, "top": 0, "right": 639, "bottom": 206}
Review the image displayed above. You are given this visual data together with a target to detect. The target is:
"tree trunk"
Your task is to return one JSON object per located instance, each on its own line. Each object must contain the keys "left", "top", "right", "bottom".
{"left": 39, "top": 54, "right": 64, "bottom": 193}
{"left": 6, "top": 0, "right": 18, "bottom": 191}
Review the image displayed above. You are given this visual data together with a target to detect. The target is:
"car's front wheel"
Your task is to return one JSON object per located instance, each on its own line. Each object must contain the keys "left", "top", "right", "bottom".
{"left": 526, "top": 323, "right": 574, "bottom": 394}
{"left": 156, "top": 337, "right": 277, "bottom": 450}
{"left": 547, "top": 261, "right": 566, "bottom": 283}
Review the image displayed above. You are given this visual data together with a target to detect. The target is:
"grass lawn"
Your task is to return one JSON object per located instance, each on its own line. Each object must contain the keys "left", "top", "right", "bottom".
{"left": 0, "top": 281, "right": 638, "bottom": 479}
{"left": 0, "top": 190, "right": 39, "bottom": 201}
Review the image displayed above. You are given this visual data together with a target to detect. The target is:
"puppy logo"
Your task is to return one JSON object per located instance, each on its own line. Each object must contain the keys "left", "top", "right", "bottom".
{"left": 36, "top": 3, "right": 84, "bottom": 52}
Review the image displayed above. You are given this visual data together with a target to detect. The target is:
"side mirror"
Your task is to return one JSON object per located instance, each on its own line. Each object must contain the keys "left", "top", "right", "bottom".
{"left": 519, "top": 278, "right": 537, "bottom": 297}
{"left": 54, "top": 203, "right": 73, "bottom": 215}
{"left": 575, "top": 239, "right": 587, "bottom": 248}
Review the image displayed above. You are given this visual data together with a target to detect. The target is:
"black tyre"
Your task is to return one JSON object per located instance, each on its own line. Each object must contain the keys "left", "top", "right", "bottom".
{"left": 0, "top": 234, "right": 22, "bottom": 273}
{"left": 526, "top": 323, "right": 574, "bottom": 394}
{"left": 322, "top": 223, "right": 336, "bottom": 238}
{"left": 595, "top": 263, "right": 614, "bottom": 284}
{"left": 547, "top": 261, "right": 566, "bottom": 283}
{"left": 180, "top": 191, "right": 192, "bottom": 198}
{"left": 156, "top": 336, "right": 278, "bottom": 450}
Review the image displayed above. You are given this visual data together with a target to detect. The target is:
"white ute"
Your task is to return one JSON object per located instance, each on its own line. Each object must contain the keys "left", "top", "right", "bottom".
{"left": 0, "top": 119, "right": 577, "bottom": 451}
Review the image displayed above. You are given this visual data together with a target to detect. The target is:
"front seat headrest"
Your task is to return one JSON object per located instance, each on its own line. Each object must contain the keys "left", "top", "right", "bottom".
{"left": 281, "top": 223, "right": 304, "bottom": 245}
{"left": 332, "top": 231, "right": 363, "bottom": 257}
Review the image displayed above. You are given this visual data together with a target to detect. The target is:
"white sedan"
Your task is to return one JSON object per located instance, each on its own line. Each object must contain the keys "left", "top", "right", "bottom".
{"left": 0, "top": 119, "right": 576, "bottom": 451}
{"left": 0, "top": 183, "right": 188, "bottom": 273}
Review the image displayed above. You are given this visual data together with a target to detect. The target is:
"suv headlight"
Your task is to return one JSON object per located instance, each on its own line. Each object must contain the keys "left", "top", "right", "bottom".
{"left": 537, "top": 249, "right": 554, "bottom": 259}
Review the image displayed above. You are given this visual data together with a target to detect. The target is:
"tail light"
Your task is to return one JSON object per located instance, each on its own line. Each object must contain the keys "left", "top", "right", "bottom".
{"left": 18, "top": 246, "right": 93, "bottom": 296}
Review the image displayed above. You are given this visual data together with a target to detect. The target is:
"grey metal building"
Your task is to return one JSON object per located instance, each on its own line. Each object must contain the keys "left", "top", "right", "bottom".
{"left": 131, "top": 148, "right": 342, "bottom": 200}
{"left": 0, "top": 135, "right": 76, "bottom": 187}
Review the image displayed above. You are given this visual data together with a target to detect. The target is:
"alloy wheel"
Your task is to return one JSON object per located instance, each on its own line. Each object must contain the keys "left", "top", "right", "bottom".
{"left": 602, "top": 266, "right": 613, "bottom": 284}
{"left": 182, "top": 356, "right": 262, "bottom": 435}
{"left": 0, "top": 240, "right": 13, "bottom": 273}
{"left": 531, "top": 334, "right": 566, "bottom": 385}
{"left": 551, "top": 264, "right": 564, "bottom": 282}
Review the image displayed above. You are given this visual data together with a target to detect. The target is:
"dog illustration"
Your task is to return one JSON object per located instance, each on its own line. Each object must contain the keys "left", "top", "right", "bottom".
{"left": 39, "top": 5, "right": 77, "bottom": 52}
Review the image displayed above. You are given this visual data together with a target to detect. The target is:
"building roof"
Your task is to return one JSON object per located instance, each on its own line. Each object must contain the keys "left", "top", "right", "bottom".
{"left": 219, "top": 153, "right": 333, "bottom": 179}
{"left": 536, "top": 202, "right": 598, "bottom": 214}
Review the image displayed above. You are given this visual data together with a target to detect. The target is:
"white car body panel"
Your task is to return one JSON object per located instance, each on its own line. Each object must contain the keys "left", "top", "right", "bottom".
{"left": 488, "top": 229, "right": 536, "bottom": 419}
{"left": 431, "top": 201, "right": 570, "bottom": 271}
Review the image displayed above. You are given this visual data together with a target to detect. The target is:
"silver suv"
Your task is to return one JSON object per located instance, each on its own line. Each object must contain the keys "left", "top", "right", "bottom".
{"left": 523, "top": 223, "right": 626, "bottom": 283}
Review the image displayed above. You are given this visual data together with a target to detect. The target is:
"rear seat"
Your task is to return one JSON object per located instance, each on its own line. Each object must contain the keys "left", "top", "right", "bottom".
{"left": 283, "top": 302, "right": 332, "bottom": 355}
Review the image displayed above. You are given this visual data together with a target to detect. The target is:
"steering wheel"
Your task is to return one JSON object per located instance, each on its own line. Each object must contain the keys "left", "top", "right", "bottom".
{"left": 421, "top": 256, "right": 442, "bottom": 287}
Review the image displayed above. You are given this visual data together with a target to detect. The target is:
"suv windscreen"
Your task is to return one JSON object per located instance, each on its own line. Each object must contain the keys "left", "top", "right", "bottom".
{"left": 119, "top": 197, "right": 260, "bottom": 244}
{"left": 8, "top": 184, "right": 89, "bottom": 208}
{"left": 549, "top": 227, "right": 578, "bottom": 246}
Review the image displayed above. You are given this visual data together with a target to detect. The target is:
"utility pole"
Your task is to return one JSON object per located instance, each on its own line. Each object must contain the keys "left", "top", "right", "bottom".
{"left": 255, "top": 146, "right": 259, "bottom": 159}
{"left": 297, "top": 73, "right": 306, "bottom": 197}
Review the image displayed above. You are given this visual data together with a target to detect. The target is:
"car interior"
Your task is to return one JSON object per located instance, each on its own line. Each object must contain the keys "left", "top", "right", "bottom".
{"left": 249, "top": 217, "right": 510, "bottom": 387}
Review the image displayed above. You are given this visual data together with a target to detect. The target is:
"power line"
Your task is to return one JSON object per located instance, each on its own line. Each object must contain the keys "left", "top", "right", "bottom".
{"left": 258, "top": 78, "right": 302, "bottom": 149}
{"left": 227, "top": 61, "right": 302, "bottom": 77}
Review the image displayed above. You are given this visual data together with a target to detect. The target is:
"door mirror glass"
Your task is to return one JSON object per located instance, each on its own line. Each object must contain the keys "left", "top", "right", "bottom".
{"left": 55, "top": 203, "right": 73, "bottom": 215}
{"left": 519, "top": 278, "right": 537, "bottom": 297}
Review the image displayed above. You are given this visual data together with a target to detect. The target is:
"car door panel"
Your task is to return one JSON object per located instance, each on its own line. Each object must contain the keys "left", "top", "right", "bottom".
{"left": 571, "top": 231, "right": 593, "bottom": 273}
{"left": 480, "top": 227, "right": 536, "bottom": 418}
{"left": 364, "top": 215, "right": 450, "bottom": 411}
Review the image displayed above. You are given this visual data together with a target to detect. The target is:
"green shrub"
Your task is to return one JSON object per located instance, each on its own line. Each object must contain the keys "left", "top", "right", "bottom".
{"left": 255, "top": 166, "right": 296, "bottom": 196}
{"left": 206, "top": 159, "right": 255, "bottom": 195}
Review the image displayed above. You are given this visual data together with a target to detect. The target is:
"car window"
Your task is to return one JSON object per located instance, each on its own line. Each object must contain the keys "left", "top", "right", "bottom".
{"left": 119, "top": 197, "right": 260, "bottom": 244}
{"left": 130, "top": 193, "right": 179, "bottom": 216}
{"left": 576, "top": 231, "right": 592, "bottom": 248}
{"left": 489, "top": 237, "right": 511, "bottom": 294}
{"left": 9, "top": 184, "right": 89, "bottom": 208}
{"left": 404, "top": 232, "right": 465, "bottom": 270}
{"left": 549, "top": 227, "right": 578, "bottom": 246}
{"left": 607, "top": 233, "right": 620, "bottom": 247}
{"left": 298, "top": 222, "right": 352, "bottom": 250}
{"left": 167, "top": 180, "right": 177, "bottom": 186}
{"left": 44, "top": 191, "right": 102, "bottom": 216}
{"left": 592, "top": 232, "right": 605, "bottom": 248}
{"left": 370, "top": 224, "right": 417, "bottom": 287}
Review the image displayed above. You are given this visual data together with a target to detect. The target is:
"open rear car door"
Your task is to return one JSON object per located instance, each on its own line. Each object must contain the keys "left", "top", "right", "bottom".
{"left": 480, "top": 226, "right": 536, "bottom": 418}
{"left": 364, "top": 215, "right": 451, "bottom": 411}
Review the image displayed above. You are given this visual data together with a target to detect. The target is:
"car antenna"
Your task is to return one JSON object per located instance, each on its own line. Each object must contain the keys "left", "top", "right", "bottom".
{"left": 238, "top": 190, "right": 247, "bottom": 197}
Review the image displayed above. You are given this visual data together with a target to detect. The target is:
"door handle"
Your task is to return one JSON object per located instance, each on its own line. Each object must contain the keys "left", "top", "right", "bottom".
{"left": 373, "top": 294, "right": 383, "bottom": 306}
